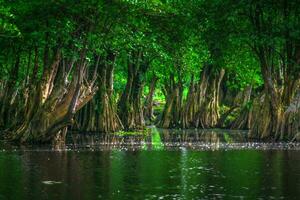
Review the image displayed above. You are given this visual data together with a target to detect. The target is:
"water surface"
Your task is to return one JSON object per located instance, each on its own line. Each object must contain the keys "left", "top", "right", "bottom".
{"left": 0, "top": 128, "right": 299, "bottom": 200}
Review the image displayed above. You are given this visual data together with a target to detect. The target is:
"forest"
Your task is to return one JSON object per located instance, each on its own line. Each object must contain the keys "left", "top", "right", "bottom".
{"left": 0, "top": 0, "right": 300, "bottom": 144}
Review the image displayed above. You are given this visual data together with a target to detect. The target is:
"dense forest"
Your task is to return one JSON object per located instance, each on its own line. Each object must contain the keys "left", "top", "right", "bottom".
{"left": 0, "top": 0, "right": 299, "bottom": 144}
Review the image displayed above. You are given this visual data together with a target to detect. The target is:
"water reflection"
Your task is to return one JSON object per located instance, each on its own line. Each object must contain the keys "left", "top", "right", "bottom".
{"left": 65, "top": 128, "right": 299, "bottom": 151}
{"left": 0, "top": 150, "right": 299, "bottom": 200}
{"left": 0, "top": 129, "right": 300, "bottom": 199}
{"left": 0, "top": 128, "right": 299, "bottom": 152}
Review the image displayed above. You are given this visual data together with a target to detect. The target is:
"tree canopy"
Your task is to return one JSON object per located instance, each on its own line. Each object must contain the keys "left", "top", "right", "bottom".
{"left": 0, "top": 0, "right": 299, "bottom": 143}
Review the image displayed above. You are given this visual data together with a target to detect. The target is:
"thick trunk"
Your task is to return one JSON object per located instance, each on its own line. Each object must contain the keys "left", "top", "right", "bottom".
{"left": 194, "top": 65, "right": 225, "bottom": 128}
{"left": 73, "top": 53, "right": 123, "bottom": 133}
{"left": 131, "top": 73, "right": 146, "bottom": 129}
{"left": 159, "top": 65, "right": 225, "bottom": 129}
{"left": 5, "top": 51, "right": 98, "bottom": 143}
{"left": 118, "top": 65, "right": 134, "bottom": 129}
{"left": 158, "top": 74, "right": 183, "bottom": 128}
{"left": 144, "top": 76, "right": 158, "bottom": 123}
{"left": 227, "top": 86, "right": 252, "bottom": 130}
{"left": 97, "top": 54, "right": 123, "bottom": 133}
{"left": 158, "top": 88, "right": 178, "bottom": 128}
{"left": 279, "top": 87, "right": 300, "bottom": 140}
{"left": 118, "top": 51, "right": 147, "bottom": 130}
{"left": 181, "top": 76, "right": 197, "bottom": 128}
{"left": 247, "top": 4, "right": 300, "bottom": 140}
{"left": 249, "top": 54, "right": 298, "bottom": 140}
{"left": 249, "top": 58, "right": 285, "bottom": 139}
{"left": 0, "top": 52, "right": 20, "bottom": 128}
{"left": 249, "top": 93, "right": 273, "bottom": 139}
{"left": 230, "top": 106, "right": 252, "bottom": 130}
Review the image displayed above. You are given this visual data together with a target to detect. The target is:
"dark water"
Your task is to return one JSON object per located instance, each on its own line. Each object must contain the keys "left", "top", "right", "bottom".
{"left": 0, "top": 128, "right": 299, "bottom": 200}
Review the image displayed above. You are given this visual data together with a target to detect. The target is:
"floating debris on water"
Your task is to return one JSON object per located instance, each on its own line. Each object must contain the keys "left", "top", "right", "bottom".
{"left": 42, "top": 181, "right": 62, "bottom": 185}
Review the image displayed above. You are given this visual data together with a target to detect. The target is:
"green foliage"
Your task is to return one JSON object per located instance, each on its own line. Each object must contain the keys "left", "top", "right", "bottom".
{"left": 0, "top": 0, "right": 20, "bottom": 38}
{"left": 1, "top": 0, "right": 297, "bottom": 112}
{"left": 224, "top": 45, "right": 263, "bottom": 90}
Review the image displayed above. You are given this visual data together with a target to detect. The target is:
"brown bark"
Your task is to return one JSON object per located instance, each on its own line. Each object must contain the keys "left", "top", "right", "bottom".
{"left": 249, "top": 94, "right": 272, "bottom": 139}
{"left": 158, "top": 74, "right": 183, "bottom": 128}
{"left": 247, "top": 2, "right": 300, "bottom": 140}
{"left": 194, "top": 65, "right": 225, "bottom": 128}
{"left": 159, "top": 64, "right": 225, "bottom": 129}
{"left": 144, "top": 76, "right": 158, "bottom": 122}
{"left": 0, "top": 52, "right": 21, "bottom": 128}
{"left": 73, "top": 52, "right": 123, "bottom": 133}
{"left": 5, "top": 50, "right": 98, "bottom": 143}
{"left": 181, "top": 76, "right": 197, "bottom": 128}
{"left": 118, "top": 50, "right": 147, "bottom": 130}
{"left": 279, "top": 87, "right": 300, "bottom": 140}
{"left": 226, "top": 86, "right": 253, "bottom": 130}
{"left": 97, "top": 53, "right": 123, "bottom": 133}
{"left": 248, "top": 48, "right": 299, "bottom": 139}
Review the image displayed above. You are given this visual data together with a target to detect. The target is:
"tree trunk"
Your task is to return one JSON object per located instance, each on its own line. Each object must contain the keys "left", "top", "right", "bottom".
{"left": 279, "top": 87, "right": 300, "bottom": 140}
{"left": 158, "top": 74, "right": 183, "bottom": 128}
{"left": 249, "top": 53, "right": 298, "bottom": 140}
{"left": 118, "top": 51, "right": 147, "bottom": 130}
{"left": 97, "top": 53, "right": 123, "bottom": 133}
{"left": 181, "top": 76, "right": 197, "bottom": 128}
{"left": 0, "top": 52, "right": 20, "bottom": 128}
{"left": 5, "top": 50, "right": 98, "bottom": 143}
{"left": 229, "top": 86, "right": 253, "bottom": 130}
{"left": 247, "top": 3, "right": 300, "bottom": 140}
{"left": 194, "top": 65, "right": 225, "bottom": 128}
{"left": 159, "top": 65, "right": 225, "bottom": 129}
{"left": 73, "top": 53, "right": 123, "bottom": 133}
{"left": 144, "top": 76, "right": 158, "bottom": 123}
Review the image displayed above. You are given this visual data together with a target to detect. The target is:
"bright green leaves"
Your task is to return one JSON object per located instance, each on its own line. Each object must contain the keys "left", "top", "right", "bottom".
{"left": 0, "top": 0, "right": 20, "bottom": 38}
{"left": 224, "top": 46, "right": 263, "bottom": 91}
{"left": 1, "top": 0, "right": 294, "bottom": 106}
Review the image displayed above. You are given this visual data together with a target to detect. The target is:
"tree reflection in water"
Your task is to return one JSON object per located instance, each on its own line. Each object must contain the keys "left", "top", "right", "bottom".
{"left": 65, "top": 128, "right": 298, "bottom": 151}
